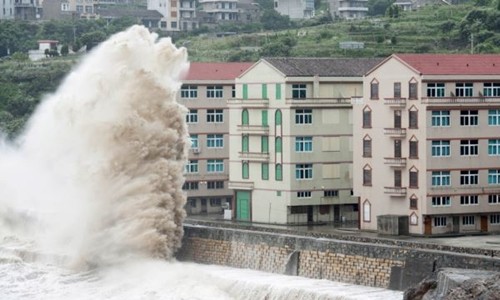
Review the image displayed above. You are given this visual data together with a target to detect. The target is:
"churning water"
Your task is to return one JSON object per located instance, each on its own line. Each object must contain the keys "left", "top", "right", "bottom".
{"left": 0, "top": 26, "right": 402, "bottom": 299}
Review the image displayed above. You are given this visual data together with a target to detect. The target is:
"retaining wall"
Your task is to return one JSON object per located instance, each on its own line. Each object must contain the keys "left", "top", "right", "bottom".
{"left": 177, "top": 221, "right": 500, "bottom": 291}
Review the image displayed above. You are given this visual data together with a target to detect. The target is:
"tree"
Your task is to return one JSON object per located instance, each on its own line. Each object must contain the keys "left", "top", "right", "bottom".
{"left": 260, "top": 10, "right": 291, "bottom": 31}
{"left": 60, "top": 45, "right": 69, "bottom": 56}
{"left": 368, "top": 0, "right": 394, "bottom": 16}
{"left": 79, "top": 30, "right": 106, "bottom": 51}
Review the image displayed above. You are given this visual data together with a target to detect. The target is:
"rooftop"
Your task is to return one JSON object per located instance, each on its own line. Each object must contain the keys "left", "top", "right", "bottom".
{"left": 395, "top": 54, "right": 500, "bottom": 75}
{"left": 184, "top": 62, "right": 254, "bottom": 80}
{"left": 264, "top": 57, "right": 384, "bottom": 77}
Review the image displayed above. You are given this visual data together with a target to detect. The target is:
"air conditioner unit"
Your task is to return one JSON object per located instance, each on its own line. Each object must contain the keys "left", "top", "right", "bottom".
{"left": 192, "top": 148, "right": 200, "bottom": 154}
{"left": 221, "top": 202, "right": 230, "bottom": 210}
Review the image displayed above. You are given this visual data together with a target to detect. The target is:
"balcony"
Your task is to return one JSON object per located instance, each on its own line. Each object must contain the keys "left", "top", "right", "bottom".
{"left": 384, "top": 98, "right": 407, "bottom": 107}
{"left": 227, "top": 98, "right": 269, "bottom": 108}
{"left": 285, "top": 97, "right": 351, "bottom": 108}
{"left": 421, "top": 96, "right": 500, "bottom": 105}
{"left": 338, "top": 6, "right": 369, "bottom": 11}
{"left": 384, "top": 157, "right": 407, "bottom": 167}
{"left": 236, "top": 125, "right": 269, "bottom": 135}
{"left": 228, "top": 181, "right": 254, "bottom": 190}
{"left": 238, "top": 151, "right": 270, "bottom": 162}
{"left": 384, "top": 128, "right": 406, "bottom": 137}
{"left": 384, "top": 186, "right": 407, "bottom": 196}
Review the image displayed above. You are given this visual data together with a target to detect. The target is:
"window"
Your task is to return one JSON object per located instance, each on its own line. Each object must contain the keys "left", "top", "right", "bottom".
{"left": 409, "top": 140, "right": 418, "bottom": 158}
{"left": 455, "top": 83, "right": 473, "bottom": 97}
{"left": 232, "top": 85, "right": 235, "bottom": 98}
{"left": 275, "top": 83, "right": 281, "bottom": 100}
{"left": 363, "top": 165, "right": 372, "bottom": 186}
{"left": 210, "top": 198, "right": 221, "bottom": 206}
{"left": 370, "top": 80, "right": 379, "bottom": 99}
{"left": 275, "top": 109, "right": 282, "bottom": 125}
{"left": 460, "top": 110, "right": 478, "bottom": 126}
{"left": 434, "top": 216, "right": 447, "bottom": 227}
{"left": 207, "top": 134, "right": 223, "bottom": 148}
{"left": 363, "top": 200, "right": 371, "bottom": 222}
{"left": 432, "top": 140, "right": 450, "bottom": 157}
{"left": 242, "top": 161, "right": 249, "bottom": 179}
{"left": 190, "top": 134, "right": 198, "bottom": 149}
{"left": 362, "top": 107, "right": 371, "bottom": 128}
{"left": 291, "top": 206, "right": 307, "bottom": 214}
{"left": 61, "top": 3, "right": 70, "bottom": 11}
{"left": 262, "top": 84, "right": 267, "bottom": 99}
{"left": 460, "top": 170, "right": 479, "bottom": 185}
{"left": 76, "top": 5, "right": 83, "bottom": 12}
{"left": 490, "top": 214, "right": 500, "bottom": 224}
{"left": 275, "top": 137, "right": 282, "bottom": 153}
{"left": 460, "top": 195, "right": 479, "bottom": 205}
{"left": 431, "top": 111, "right": 450, "bottom": 127}
{"left": 394, "top": 82, "right": 401, "bottom": 98}
{"left": 394, "top": 110, "right": 402, "bottom": 128}
{"left": 275, "top": 164, "right": 282, "bottom": 181}
{"left": 295, "top": 164, "right": 313, "bottom": 180}
{"left": 484, "top": 83, "right": 500, "bottom": 97}
{"left": 181, "top": 85, "right": 197, "bottom": 98}
{"left": 489, "top": 109, "right": 500, "bottom": 125}
{"left": 489, "top": 194, "right": 500, "bottom": 204}
{"left": 295, "top": 136, "right": 313, "bottom": 152}
{"left": 261, "top": 136, "right": 269, "bottom": 153}
{"left": 460, "top": 140, "right": 478, "bottom": 156}
{"left": 207, "top": 159, "right": 223, "bottom": 173}
{"left": 297, "top": 191, "right": 311, "bottom": 198}
{"left": 242, "top": 84, "right": 248, "bottom": 99}
{"left": 206, "top": 86, "right": 223, "bottom": 98}
{"left": 207, "top": 109, "right": 223, "bottom": 123}
{"left": 207, "top": 181, "right": 224, "bottom": 189}
{"left": 409, "top": 110, "right": 418, "bottom": 129}
{"left": 409, "top": 169, "right": 418, "bottom": 188}
{"left": 261, "top": 110, "right": 268, "bottom": 126}
{"left": 363, "top": 137, "right": 372, "bottom": 157}
{"left": 410, "top": 195, "right": 418, "bottom": 209}
{"left": 171, "top": 21, "right": 177, "bottom": 28}
{"left": 489, "top": 169, "right": 500, "bottom": 185}
{"left": 292, "top": 84, "right": 306, "bottom": 99}
{"left": 261, "top": 163, "right": 269, "bottom": 180}
{"left": 409, "top": 82, "right": 418, "bottom": 99}
{"left": 427, "top": 83, "right": 445, "bottom": 97}
{"left": 295, "top": 109, "right": 312, "bottom": 124}
{"left": 182, "top": 181, "right": 199, "bottom": 190}
{"left": 432, "top": 196, "right": 450, "bottom": 206}
{"left": 324, "top": 190, "right": 338, "bottom": 197}
{"left": 186, "top": 109, "right": 198, "bottom": 123}
{"left": 462, "top": 215, "right": 475, "bottom": 226}
{"left": 432, "top": 171, "right": 450, "bottom": 186}
{"left": 242, "top": 135, "right": 249, "bottom": 152}
{"left": 185, "top": 160, "right": 198, "bottom": 173}
{"left": 394, "top": 169, "right": 402, "bottom": 187}
{"left": 242, "top": 109, "right": 249, "bottom": 125}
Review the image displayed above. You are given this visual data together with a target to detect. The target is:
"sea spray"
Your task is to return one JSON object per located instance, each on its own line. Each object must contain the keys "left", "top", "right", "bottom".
{"left": 0, "top": 25, "right": 190, "bottom": 267}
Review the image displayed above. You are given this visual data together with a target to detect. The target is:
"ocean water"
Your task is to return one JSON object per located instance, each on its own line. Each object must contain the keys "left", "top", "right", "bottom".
{"left": 0, "top": 25, "right": 402, "bottom": 299}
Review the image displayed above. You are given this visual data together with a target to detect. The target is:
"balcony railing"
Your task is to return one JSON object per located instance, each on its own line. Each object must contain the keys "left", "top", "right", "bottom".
{"left": 422, "top": 96, "right": 500, "bottom": 104}
{"left": 238, "top": 151, "right": 269, "bottom": 162}
{"left": 384, "top": 98, "right": 407, "bottom": 107}
{"left": 227, "top": 98, "right": 269, "bottom": 108}
{"left": 338, "top": 6, "right": 369, "bottom": 11}
{"left": 236, "top": 124, "right": 269, "bottom": 134}
{"left": 384, "top": 128, "right": 406, "bottom": 137}
{"left": 285, "top": 97, "right": 352, "bottom": 107}
{"left": 384, "top": 186, "right": 407, "bottom": 196}
{"left": 384, "top": 157, "right": 407, "bottom": 167}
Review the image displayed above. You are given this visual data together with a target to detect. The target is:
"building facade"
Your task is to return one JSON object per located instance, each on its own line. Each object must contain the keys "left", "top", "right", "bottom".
{"left": 353, "top": 54, "right": 500, "bottom": 235}
{"left": 273, "top": 0, "right": 314, "bottom": 19}
{"left": 328, "top": 0, "right": 368, "bottom": 20}
{"left": 198, "top": 0, "right": 238, "bottom": 23}
{"left": 1, "top": 0, "right": 15, "bottom": 19}
{"left": 229, "top": 58, "right": 382, "bottom": 224}
{"left": 180, "top": 62, "right": 253, "bottom": 215}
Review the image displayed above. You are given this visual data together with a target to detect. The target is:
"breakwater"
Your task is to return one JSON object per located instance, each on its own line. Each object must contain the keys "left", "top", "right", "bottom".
{"left": 177, "top": 220, "right": 500, "bottom": 291}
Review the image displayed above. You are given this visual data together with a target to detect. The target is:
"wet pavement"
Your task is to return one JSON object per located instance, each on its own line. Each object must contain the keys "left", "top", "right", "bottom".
{"left": 185, "top": 214, "right": 500, "bottom": 252}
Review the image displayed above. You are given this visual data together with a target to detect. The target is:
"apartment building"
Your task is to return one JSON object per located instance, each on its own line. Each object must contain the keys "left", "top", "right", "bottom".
{"left": 273, "top": 0, "right": 314, "bottom": 19}
{"left": 180, "top": 62, "right": 253, "bottom": 215}
{"left": 353, "top": 54, "right": 500, "bottom": 235}
{"left": 328, "top": 0, "right": 368, "bottom": 20}
{"left": 228, "top": 57, "right": 382, "bottom": 224}
{"left": 198, "top": 0, "right": 238, "bottom": 23}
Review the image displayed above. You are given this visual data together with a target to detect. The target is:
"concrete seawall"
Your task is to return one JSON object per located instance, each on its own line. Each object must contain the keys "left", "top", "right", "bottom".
{"left": 177, "top": 221, "right": 500, "bottom": 291}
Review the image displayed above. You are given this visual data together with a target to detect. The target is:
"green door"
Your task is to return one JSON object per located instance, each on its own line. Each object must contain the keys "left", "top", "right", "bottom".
{"left": 236, "top": 191, "right": 250, "bottom": 220}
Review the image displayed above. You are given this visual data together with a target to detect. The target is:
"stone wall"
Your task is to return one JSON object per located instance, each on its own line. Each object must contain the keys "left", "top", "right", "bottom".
{"left": 177, "top": 222, "right": 500, "bottom": 291}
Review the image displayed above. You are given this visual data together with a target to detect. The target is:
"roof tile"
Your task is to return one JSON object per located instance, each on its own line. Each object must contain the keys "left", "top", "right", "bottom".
{"left": 185, "top": 62, "right": 254, "bottom": 80}
{"left": 395, "top": 54, "right": 500, "bottom": 75}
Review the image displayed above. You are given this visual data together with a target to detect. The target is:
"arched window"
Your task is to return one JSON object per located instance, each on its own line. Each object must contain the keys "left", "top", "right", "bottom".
{"left": 242, "top": 135, "right": 249, "bottom": 152}
{"left": 242, "top": 109, "right": 249, "bottom": 125}
{"left": 275, "top": 164, "right": 282, "bottom": 181}
{"left": 363, "top": 199, "right": 371, "bottom": 222}
{"left": 275, "top": 109, "right": 282, "bottom": 125}
{"left": 242, "top": 161, "right": 249, "bottom": 179}
{"left": 275, "top": 137, "right": 282, "bottom": 153}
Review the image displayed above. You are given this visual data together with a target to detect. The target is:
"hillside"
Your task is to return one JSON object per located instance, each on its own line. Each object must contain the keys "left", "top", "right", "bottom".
{"left": 179, "top": 2, "right": 500, "bottom": 61}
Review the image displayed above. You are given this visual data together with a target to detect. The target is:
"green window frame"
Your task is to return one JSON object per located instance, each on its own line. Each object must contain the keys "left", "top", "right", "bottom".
{"left": 243, "top": 84, "right": 248, "bottom": 99}
{"left": 262, "top": 163, "right": 269, "bottom": 180}
{"left": 242, "top": 162, "right": 249, "bottom": 179}
{"left": 275, "top": 83, "right": 281, "bottom": 100}
{"left": 262, "top": 110, "right": 268, "bottom": 126}
{"left": 261, "top": 136, "right": 269, "bottom": 153}
{"left": 275, "top": 137, "right": 282, "bottom": 153}
{"left": 275, "top": 109, "right": 282, "bottom": 125}
{"left": 262, "top": 84, "right": 268, "bottom": 99}
{"left": 242, "top": 135, "right": 249, "bottom": 152}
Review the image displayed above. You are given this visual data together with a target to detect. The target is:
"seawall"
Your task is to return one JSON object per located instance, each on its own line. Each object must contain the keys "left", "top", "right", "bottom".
{"left": 177, "top": 221, "right": 500, "bottom": 291}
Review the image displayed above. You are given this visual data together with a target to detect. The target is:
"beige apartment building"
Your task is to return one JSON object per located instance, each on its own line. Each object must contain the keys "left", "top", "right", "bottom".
{"left": 228, "top": 57, "right": 382, "bottom": 224}
{"left": 353, "top": 54, "right": 500, "bottom": 235}
{"left": 179, "top": 62, "right": 253, "bottom": 215}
